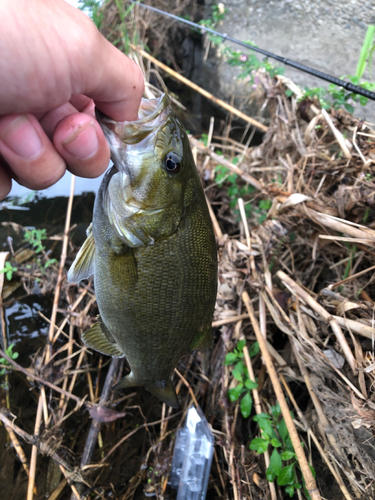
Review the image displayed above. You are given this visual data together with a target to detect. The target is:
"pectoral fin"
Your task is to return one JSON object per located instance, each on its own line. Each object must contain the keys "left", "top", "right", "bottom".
{"left": 190, "top": 327, "right": 214, "bottom": 350}
{"left": 82, "top": 321, "right": 124, "bottom": 357}
{"left": 67, "top": 223, "right": 95, "bottom": 283}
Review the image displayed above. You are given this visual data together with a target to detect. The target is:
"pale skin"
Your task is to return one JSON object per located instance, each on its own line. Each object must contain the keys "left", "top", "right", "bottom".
{"left": 0, "top": 0, "right": 144, "bottom": 199}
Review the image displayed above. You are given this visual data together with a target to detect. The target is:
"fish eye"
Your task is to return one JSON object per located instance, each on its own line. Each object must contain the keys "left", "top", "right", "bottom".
{"left": 163, "top": 152, "right": 181, "bottom": 174}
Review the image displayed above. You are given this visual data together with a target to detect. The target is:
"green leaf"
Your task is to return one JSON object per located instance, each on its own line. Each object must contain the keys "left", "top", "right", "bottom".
{"left": 228, "top": 185, "right": 239, "bottom": 197}
{"left": 280, "top": 451, "right": 295, "bottom": 461}
{"left": 248, "top": 341, "right": 259, "bottom": 358}
{"left": 240, "top": 392, "right": 252, "bottom": 418}
{"left": 270, "top": 438, "right": 282, "bottom": 448}
{"left": 269, "top": 449, "right": 282, "bottom": 476}
{"left": 244, "top": 378, "right": 258, "bottom": 390}
{"left": 271, "top": 402, "right": 281, "bottom": 419}
{"left": 236, "top": 340, "right": 246, "bottom": 352}
{"left": 254, "top": 413, "right": 276, "bottom": 438}
{"left": 228, "top": 383, "right": 243, "bottom": 402}
{"left": 277, "top": 463, "right": 295, "bottom": 486}
{"left": 253, "top": 413, "right": 271, "bottom": 425}
{"left": 266, "top": 466, "right": 276, "bottom": 482}
{"left": 259, "top": 199, "right": 272, "bottom": 210}
{"left": 285, "top": 485, "right": 295, "bottom": 497}
{"left": 277, "top": 418, "right": 288, "bottom": 441}
{"left": 225, "top": 352, "right": 238, "bottom": 365}
{"left": 285, "top": 434, "right": 294, "bottom": 452}
{"left": 309, "top": 464, "right": 316, "bottom": 478}
{"left": 232, "top": 369, "right": 244, "bottom": 382}
{"left": 6, "top": 271, "right": 12, "bottom": 281}
{"left": 254, "top": 413, "right": 277, "bottom": 438}
{"left": 344, "top": 103, "right": 354, "bottom": 113}
{"left": 249, "top": 437, "right": 269, "bottom": 454}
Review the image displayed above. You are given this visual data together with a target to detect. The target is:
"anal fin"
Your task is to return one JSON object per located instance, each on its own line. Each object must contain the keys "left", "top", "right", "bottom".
{"left": 113, "top": 373, "right": 179, "bottom": 408}
{"left": 82, "top": 322, "right": 124, "bottom": 357}
{"left": 147, "top": 379, "right": 179, "bottom": 408}
{"left": 67, "top": 223, "right": 95, "bottom": 283}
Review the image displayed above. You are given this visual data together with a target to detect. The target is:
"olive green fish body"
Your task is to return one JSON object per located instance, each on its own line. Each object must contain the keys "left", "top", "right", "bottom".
{"left": 68, "top": 95, "right": 217, "bottom": 407}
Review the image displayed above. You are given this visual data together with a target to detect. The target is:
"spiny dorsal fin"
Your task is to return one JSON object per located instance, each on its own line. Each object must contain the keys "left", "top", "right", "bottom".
{"left": 82, "top": 322, "right": 124, "bottom": 358}
{"left": 190, "top": 327, "right": 214, "bottom": 350}
{"left": 67, "top": 223, "right": 95, "bottom": 283}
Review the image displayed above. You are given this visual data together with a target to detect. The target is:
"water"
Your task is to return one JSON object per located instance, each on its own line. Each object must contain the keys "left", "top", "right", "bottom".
{"left": 7, "top": 170, "right": 104, "bottom": 200}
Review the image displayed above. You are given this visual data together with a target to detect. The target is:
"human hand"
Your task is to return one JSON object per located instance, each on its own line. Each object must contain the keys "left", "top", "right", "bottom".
{"left": 0, "top": 0, "right": 144, "bottom": 199}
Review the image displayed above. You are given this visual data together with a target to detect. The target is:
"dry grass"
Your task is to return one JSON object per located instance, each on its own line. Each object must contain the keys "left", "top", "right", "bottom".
{"left": 1, "top": 3, "right": 375, "bottom": 499}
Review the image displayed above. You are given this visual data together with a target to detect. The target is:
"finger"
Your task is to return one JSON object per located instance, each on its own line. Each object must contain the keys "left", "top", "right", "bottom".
{"left": 0, "top": 114, "right": 66, "bottom": 190}
{"left": 81, "top": 36, "right": 144, "bottom": 122}
{"left": 39, "top": 102, "right": 79, "bottom": 140}
{"left": 0, "top": 164, "right": 12, "bottom": 199}
{"left": 39, "top": 98, "right": 95, "bottom": 139}
{"left": 53, "top": 113, "right": 110, "bottom": 178}
{"left": 69, "top": 95, "right": 93, "bottom": 113}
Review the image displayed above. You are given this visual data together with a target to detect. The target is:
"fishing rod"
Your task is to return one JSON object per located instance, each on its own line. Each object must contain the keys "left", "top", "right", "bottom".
{"left": 129, "top": 1, "right": 375, "bottom": 102}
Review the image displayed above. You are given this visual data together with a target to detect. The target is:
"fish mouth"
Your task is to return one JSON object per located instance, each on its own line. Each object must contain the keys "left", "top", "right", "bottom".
{"left": 96, "top": 94, "right": 170, "bottom": 145}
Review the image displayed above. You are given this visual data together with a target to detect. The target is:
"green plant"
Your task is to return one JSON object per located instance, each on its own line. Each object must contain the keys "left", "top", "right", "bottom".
{"left": 215, "top": 162, "right": 255, "bottom": 211}
{"left": 356, "top": 25, "right": 375, "bottom": 80}
{"left": 300, "top": 26, "right": 375, "bottom": 113}
{"left": 0, "top": 344, "right": 19, "bottom": 376}
{"left": 225, "top": 340, "right": 259, "bottom": 418}
{"left": 214, "top": 162, "right": 273, "bottom": 223}
{"left": 199, "top": 3, "right": 227, "bottom": 32}
{"left": 250, "top": 404, "right": 315, "bottom": 498}
{"left": 78, "top": 0, "right": 105, "bottom": 29}
{"left": 0, "top": 261, "right": 17, "bottom": 281}
{"left": 200, "top": 5, "right": 283, "bottom": 85}
{"left": 23, "top": 228, "right": 47, "bottom": 253}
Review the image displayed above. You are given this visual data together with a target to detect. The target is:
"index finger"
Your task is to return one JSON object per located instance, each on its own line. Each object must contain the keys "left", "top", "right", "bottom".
{"left": 81, "top": 35, "right": 144, "bottom": 122}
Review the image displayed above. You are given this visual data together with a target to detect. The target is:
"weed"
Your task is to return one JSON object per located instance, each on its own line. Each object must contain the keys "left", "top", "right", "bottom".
{"left": 78, "top": 0, "right": 105, "bottom": 29}
{"left": 250, "top": 403, "right": 316, "bottom": 498}
{"left": 23, "top": 228, "right": 47, "bottom": 253}
{"left": 300, "top": 25, "right": 375, "bottom": 112}
{"left": 0, "top": 344, "right": 19, "bottom": 376}
{"left": 1, "top": 227, "right": 58, "bottom": 280}
{"left": 201, "top": 6, "right": 374, "bottom": 113}
{"left": 225, "top": 340, "right": 259, "bottom": 418}
{"left": 200, "top": 4, "right": 283, "bottom": 86}
{"left": 0, "top": 262, "right": 17, "bottom": 281}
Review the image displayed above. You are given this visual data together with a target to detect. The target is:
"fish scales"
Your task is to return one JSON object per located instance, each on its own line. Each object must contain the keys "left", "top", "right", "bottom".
{"left": 68, "top": 94, "right": 217, "bottom": 407}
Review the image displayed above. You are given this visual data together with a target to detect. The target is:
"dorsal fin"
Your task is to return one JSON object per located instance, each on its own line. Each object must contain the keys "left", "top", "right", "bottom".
{"left": 67, "top": 223, "right": 95, "bottom": 283}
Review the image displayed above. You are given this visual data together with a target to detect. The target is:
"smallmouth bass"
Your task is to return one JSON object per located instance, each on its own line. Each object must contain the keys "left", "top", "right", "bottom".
{"left": 68, "top": 94, "right": 217, "bottom": 408}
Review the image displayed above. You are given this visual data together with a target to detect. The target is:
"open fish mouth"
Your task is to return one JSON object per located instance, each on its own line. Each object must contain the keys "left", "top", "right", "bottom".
{"left": 96, "top": 94, "right": 170, "bottom": 145}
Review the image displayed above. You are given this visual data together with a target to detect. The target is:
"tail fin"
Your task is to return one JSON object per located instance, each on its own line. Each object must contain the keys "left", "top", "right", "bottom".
{"left": 113, "top": 373, "right": 179, "bottom": 408}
